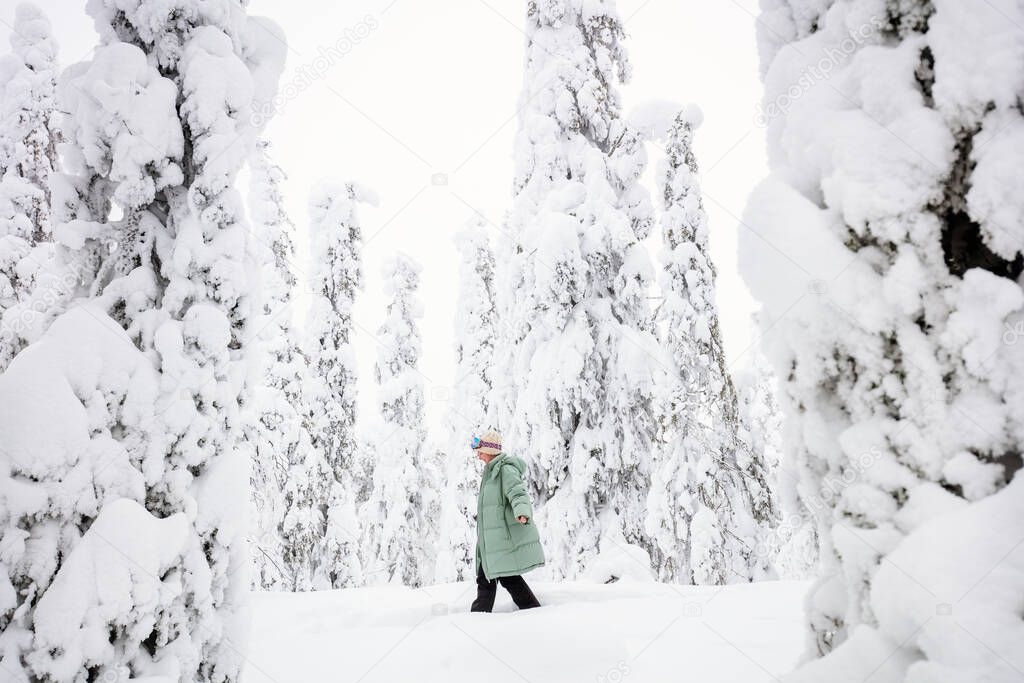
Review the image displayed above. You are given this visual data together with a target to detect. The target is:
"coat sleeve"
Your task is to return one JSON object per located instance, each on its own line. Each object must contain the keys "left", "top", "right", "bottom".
{"left": 501, "top": 464, "right": 533, "bottom": 520}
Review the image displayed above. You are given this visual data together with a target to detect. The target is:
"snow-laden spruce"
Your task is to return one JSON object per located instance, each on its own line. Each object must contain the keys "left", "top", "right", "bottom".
{"left": 743, "top": 0, "right": 1024, "bottom": 676}
{"left": 434, "top": 219, "right": 497, "bottom": 582}
{"left": 0, "top": 1, "right": 285, "bottom": 679}
{"left": 644, "top": 108, "right": 777, "bottom": 584}
{"left": 361, "top": 254, "right": 438, "bottom": 587}
{"left": 277, "top": 419, "right": 330, "bottom": 592}
{"left": 736, "top": 345, "right": 817, "bottom": 580}
{"left": 498, "top": 0, "right": 660, "bottom": 579}
{"left": 305, "top": 181, "right": 377, "bottom": 589}
{"left": 0, "top": 1, "right": 57, "bottom": 237}
{"left": 244, "top": 139, "right": 316, "bottom": 590}
{"left": 0, "top": 3, "right": 61, "bottom": 371}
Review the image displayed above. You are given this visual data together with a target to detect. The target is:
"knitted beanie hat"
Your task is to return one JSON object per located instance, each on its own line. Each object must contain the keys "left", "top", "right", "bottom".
{"left": 476, "top": 430, "right": 502, "bottom": 456}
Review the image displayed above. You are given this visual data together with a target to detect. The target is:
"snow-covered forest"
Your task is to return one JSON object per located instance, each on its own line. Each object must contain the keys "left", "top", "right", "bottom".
{"left": 0, "top": 0, "right": 1019, "bottom": 681}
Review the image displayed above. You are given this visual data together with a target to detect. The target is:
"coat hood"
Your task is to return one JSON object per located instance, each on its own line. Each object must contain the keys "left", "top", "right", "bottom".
{"left": 485, "top": 453, "right": 526, "bottom": 479}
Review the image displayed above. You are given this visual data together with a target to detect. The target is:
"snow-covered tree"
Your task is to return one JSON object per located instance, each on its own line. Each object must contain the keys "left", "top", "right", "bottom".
{"left": 0, "top": 2, "right": 58, "bottom": 238}
{"left": 743, "top": 1, "right": 1024, "bottom": 676}
{"left": 244, "top": 138, "right": 310, "bottom": 590}
{"left": 305, "top": 181, "right": 376, "bottom": 589}
{"left": 0, "top": 3, "right": 60, "bottom": 370}
{"left": 361, "top": 254, "right": 435, "bottom": 587}
{"left": 497, "top": 0, "right": 660, "bottom": 579}
{"left": 0, "top": 2, "right": 285, "bottom": 679}
{"left": 644, "top": 109, "right": 776, "bottom": 584}
{"left": 278, "top": 429, "right": 331, "bottom": 591}
{"left": 736, "top": 355, "right": 782, "bottom": 493}
{"left": 736, "top": 345, "right": 816, "bottom": 580}
{"left": 0, "top": 177, "right": 38, "bottom": 367}
{"left": 435, "top": 219, "right": 496, "bottom": 582}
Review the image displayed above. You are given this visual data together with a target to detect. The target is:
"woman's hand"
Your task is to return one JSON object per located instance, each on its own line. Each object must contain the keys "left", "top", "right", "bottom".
{"left": 517, "top": 516, "right": 528, "bottom": 524}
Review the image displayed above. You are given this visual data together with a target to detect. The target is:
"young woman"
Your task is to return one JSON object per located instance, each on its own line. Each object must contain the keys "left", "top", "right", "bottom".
{"left": 469, "top": 430, "right": 544, "bottom": 612}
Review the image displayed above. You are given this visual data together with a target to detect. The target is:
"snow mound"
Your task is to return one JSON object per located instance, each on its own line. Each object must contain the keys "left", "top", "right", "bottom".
{"left": 580, "top": 528, "right": 655, "bottom": 583}
{"left": 244, "top": 579, "right": 810, "bottom": 683}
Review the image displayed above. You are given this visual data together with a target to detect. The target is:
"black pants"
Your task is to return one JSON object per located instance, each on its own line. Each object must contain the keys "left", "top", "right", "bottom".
{"left": 470, "top": 566, "right": 541, "bottom": 612}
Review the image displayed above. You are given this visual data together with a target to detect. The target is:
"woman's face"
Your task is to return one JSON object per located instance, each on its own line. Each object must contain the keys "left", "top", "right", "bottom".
{"left": 474, "top": 448, "right": 491, "bottom": 464}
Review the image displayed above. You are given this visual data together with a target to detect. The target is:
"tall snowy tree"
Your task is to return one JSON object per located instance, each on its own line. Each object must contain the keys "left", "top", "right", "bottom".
{"left": 304, "top": 181, "right": 375, "bottom": 589}
{"left": 244, "top": 138, "right": 310, "bottom": 590}
{"left": 0, "top": 2, "right": 285, "bottom": 679}
{"left": 736, "top": 345, "right": 815, "bottom": 580}
{"left": 644, "top": 108, "right": 776, "bottom": 584}
{"left": 743, "top": 1, "right": 1024, "bottom": 678}
{"left": 435, "top": 219, "right": 496, "bottom": 583}
{"left": 0, "top": 3, "right": 60, "bottom": 371}
{"left": 360, "top": 254, "right": 435, "bottom": 587}
{"left": 498, "top": 0, "right": 660, "bottom": 579}
{"left": 0, "top": 177, "right": 37, "bottom": 369}
{"left": 277, "top": 428, "right": 330, "bottom": 591}
{"left": 0, "top": 2, "right": 57, "bottom": 238}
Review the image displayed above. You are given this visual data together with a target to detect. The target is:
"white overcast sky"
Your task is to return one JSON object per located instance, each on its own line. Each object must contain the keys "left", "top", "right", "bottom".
{"left": 2, "top": 0, "right": 769, "bottom": 430}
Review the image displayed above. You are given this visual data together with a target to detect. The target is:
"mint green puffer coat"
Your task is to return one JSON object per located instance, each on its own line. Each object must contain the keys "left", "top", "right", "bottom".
{"left": 475, "top": 454, "right": 546, "bottom": 580}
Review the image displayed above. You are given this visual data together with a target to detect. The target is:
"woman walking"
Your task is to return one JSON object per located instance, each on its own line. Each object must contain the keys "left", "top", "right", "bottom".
{"left": 470, "top": 430, "right": 545, "bottom": 612}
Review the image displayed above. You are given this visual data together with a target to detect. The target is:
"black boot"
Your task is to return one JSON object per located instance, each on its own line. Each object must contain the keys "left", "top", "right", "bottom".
{"left": 498, "top": 574, "right": 541, "bottom": 610}
{"left": 470, "top": 566, "right": 497, "bottom": 613}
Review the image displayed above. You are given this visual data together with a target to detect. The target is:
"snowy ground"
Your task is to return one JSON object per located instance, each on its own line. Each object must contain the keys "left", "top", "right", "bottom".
{"left": 243, "top": 579, "right": 811, "bottom": 682}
